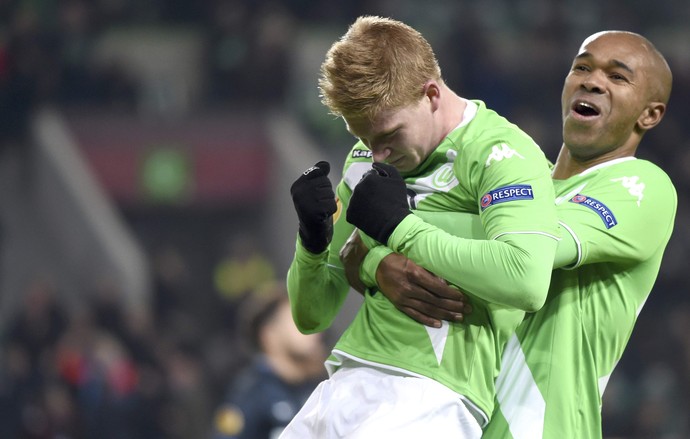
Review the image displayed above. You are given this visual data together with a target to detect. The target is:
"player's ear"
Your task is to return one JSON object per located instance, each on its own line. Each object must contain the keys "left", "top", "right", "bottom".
{"left": 637, "top": 102, "right": 665, "bottom": 131}
{"left": 423, "top": 81, "right": 441, "bottom": 112}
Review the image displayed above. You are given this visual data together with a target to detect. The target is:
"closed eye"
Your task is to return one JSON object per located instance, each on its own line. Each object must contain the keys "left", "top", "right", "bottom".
{"left": 380, "top": 129, "right": 399, "bottom": 141}
{"left": 609, "top": 72, "right": 629, "bottom": 82}
{"left": 371, "top": 129, "right": 399, "bottom": 148}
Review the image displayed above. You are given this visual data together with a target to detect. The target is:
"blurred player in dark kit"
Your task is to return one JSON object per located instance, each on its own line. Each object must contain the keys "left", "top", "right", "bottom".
{"left": 212, "top": 284, "right": 326, "bottom": 439}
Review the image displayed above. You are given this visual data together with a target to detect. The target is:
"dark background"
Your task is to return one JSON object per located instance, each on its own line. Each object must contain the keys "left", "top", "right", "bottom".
{"left": 0, "top": 0, "right": 688, "bottom": 437}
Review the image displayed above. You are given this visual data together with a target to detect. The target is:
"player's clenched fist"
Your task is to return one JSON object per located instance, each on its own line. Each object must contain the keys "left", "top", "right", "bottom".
{"left": 347, "top": 162, "right": 411, "bottom": 244}
{"left": 290, "top": 161, "right": 337, "bottom": 254}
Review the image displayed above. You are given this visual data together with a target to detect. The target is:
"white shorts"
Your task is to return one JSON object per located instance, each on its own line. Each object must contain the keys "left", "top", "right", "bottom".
{"left": 279, "top": 365, "right": 483, "bottom": 439}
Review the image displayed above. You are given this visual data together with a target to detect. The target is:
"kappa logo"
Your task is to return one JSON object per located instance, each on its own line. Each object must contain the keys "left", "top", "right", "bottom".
{"left": 485, "top": 143, "right": 525, "bottom": 167}
{"left": 611, "top": 176, "right": 644, "bottom": 206}
{"left": 351, "top": 149, "right": 373, "bottom": 159}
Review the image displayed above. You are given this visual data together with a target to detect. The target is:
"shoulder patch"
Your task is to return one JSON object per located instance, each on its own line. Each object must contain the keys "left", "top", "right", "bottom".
{"left": 569, "top": 194, "right": 617, "bottom": 229}
{"left": 480, "top": 185, "right": 534, "bottom": 211}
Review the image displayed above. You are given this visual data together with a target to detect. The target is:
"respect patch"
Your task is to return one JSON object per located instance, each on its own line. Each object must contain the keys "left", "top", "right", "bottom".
{"left": 480, "top": 185, "right": 534, "bottom": 211}
{"left": 569, "top": 194, "right": 617, "bottom": 229}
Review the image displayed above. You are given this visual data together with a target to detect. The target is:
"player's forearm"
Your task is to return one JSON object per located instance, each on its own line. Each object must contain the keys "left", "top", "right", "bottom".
{"left": 287, "top": 238, "right": 350, "bottom": 333}
{"left": 389, "top": 216, "right": 557, "bottom": 312}
{"left": 552, "top": 222, "right": 580, "bottom": 269}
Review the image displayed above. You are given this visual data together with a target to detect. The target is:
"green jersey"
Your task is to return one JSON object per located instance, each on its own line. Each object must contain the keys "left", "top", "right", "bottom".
{"left": 484, "top": 157, "right": 677, "bottom": 438}
{"left": 287, "top": 100, "right": 560, "bottom": 422}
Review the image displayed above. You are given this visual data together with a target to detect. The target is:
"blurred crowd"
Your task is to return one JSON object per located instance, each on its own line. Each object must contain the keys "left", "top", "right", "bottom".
{"left": 0, "top": 233, "right": 331, "bottom": 438}
{"left": 1, "top": 0, "right": 689, "bottom": 438}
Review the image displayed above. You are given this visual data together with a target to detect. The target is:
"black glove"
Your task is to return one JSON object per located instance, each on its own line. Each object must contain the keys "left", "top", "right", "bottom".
{"left": 347, "top": 162, "right": 411, "bottom": 244}
{"left": 290, "top": 161, "right": 337, "bottom": 253}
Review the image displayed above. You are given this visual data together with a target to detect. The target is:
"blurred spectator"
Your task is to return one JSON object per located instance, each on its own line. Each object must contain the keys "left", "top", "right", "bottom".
{"left": 203, "top": 0, "right": 296, "bottom": 106}
{"left": 212, "top": 234, "right": 276, "bottom": 328}
{"left": 210, "top": 282, "right": 327, "bottom": 439}
{"left": 151, "top": 245, "right": 194, "bottom": 332}
{"left": 159, "top": 341, "right": 213, "bottom": 439}
{"left": 5, "top": 277, "right": 67, "bottom": 373}
{"left": 0, "top": 8, "right": 56, "bottom": 149}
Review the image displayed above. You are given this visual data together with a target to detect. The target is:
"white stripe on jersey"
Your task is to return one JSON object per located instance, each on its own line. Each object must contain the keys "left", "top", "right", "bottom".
{"left": 344, "top": 162, "right": 373, "bottom": 190}
{"left": 495, "top": 334, "right": 545, "bottom": 439}
{"left": 424, "top": 320, "right": 450, "bottom": 365}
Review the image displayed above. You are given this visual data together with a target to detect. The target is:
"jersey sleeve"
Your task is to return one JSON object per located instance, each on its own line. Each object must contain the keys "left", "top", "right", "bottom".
{"left": 470, "top": 128, "right": 560, "bottom": 240}
{"left": 388, "top": 128, "right": 560, "bottom": 312}
{"left": 286, "top": 147, "right": 371, "bottom": 333}
{"left": 557, "top": 161, "right": 677, "bottom": 268}
{"left": 359, "top": 242, "right": 393, "bottom": 289}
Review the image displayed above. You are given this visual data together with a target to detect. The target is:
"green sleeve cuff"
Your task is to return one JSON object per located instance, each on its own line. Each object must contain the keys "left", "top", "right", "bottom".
{"left": 360, "top": 245, "right": 394, "bottom": 288}
{"left": 387, "top": 214, "right": 424, "bottom": 252}
{"left": 295, "top": 235, "right": 330, "bottom": 262}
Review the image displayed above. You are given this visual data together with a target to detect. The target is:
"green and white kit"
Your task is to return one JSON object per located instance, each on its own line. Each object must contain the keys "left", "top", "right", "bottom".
{"left": 287, "top": 100, "right": 560, "bottom": 423}
{"left": 484, "top": 157, "right": 677, "bottom": 438}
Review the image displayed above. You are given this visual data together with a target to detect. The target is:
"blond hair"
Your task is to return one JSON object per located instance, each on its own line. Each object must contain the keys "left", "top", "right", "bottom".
{"left": 319, "top": 16, "right": 442, "bottom": 120}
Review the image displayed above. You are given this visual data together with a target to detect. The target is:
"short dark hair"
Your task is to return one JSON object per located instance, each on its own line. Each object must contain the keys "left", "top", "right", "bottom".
{"left": 240, "top": 282, "right": 289, "bottom": 351}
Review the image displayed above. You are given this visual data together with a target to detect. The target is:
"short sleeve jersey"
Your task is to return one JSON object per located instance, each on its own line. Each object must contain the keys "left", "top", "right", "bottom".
{"left": 484, "top": 157, "right": 677, "bottom": 438}
{"left": 326, "top": 100, "right": 559, "bottom": 422}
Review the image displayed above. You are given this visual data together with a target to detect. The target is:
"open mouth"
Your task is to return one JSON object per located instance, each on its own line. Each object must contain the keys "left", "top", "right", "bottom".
{"left": 572, "top": 101, "right": 600, "bottom": 117}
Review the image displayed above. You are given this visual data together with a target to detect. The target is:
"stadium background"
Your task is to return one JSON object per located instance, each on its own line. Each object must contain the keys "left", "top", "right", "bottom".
{"left": 0, "top": 0, "right": 688, "bottom": 437}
